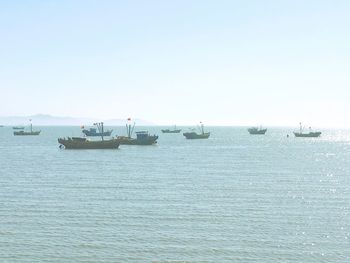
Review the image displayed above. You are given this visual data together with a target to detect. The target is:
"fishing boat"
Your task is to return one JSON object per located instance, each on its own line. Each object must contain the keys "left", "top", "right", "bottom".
{"left": 58, "top": 122, "right": 119, "bottom": 149}
{"left": 58, "top": 137, "right": 119, "bottom": 149}
{"left": 13, "top": 120, "right": 41, "bottom": 136}
{"left": 248, "top": 126, "right": 267, "bottom": 135}
{"left": 13, "top": 126, "right": 25, "bottom": 130}
{"left": 117, "top": 119, "right": 158, "bottom": 145}
{"left": 293, "top": 123, "right": 321, "bottom": 138}
{"left": 161, "top": 125, "right": 181, "bottom": 133}
{"left": 183, "top": 122, "right": 210, "bottom": 139}
{"left": 82, "top": 126, "right": 113, "bottom": 137}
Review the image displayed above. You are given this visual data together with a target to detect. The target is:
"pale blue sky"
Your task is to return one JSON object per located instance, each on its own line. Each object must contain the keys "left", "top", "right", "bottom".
{"left": 1, "top": 0, "right": 349, "bottom": 126}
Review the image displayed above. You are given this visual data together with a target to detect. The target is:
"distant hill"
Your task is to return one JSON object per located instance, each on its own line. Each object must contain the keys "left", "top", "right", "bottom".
{"left": 0, "top": 114, "right": 156, "bottom": 126}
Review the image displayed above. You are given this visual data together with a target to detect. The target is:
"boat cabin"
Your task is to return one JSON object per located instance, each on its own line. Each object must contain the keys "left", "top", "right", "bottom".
{"left": 135, "top": 131, "right": 150, "bottom": 139}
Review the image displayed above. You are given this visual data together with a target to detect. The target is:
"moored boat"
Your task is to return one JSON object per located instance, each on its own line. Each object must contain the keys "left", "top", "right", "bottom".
{"left": 118, "top": 131, "right": 158, "bottom": 145}
{"left": 58, "top": 122, "right": 119, "bottom": 149}
{"left": 248, "top": 126, "right": 267, "bottom": 135}
{"left": 293, "top": 123, "right": 321, "bottom": 138}
{"left": 13, "top": 120, "right": 41, "bottom": 136}
{"left": 58, "top": 137, "right": 119, "bottom": 149}
{"left": 117, "top": 118, "right": 158, "bottom": 145}
{"left": 14, "top": 130, "right": 41, "bottom": 136}
{"left": 161, "top": 125, "right": 181, "bottom": 133}
{"left": 183, "top": 122, "right": 210, "bottom": 139}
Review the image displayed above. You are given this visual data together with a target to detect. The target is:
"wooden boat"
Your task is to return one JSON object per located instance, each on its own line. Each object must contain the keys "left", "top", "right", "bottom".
{"left": 183, "top": 131, "right": 210, "bottom": 139}
{"left": 161, "top": 125, "right": 181, "bottom": 133}
{"left": 294, "top": 132, "right": 321, "bottom": 138}
{"left": 183, "top": 123, "right": 210, "bottom": 139}
{"left": 248, "top": 126, "right": 267, "bottom": 135}
{"left": 117, "top": 119, "right": 158, "bottom": 145}
{"left": 58, "top": 122, "right": 119, "bottom": 149}
{"left": 14, "top": 130, "right": 41, "bottom": 136}
{"left": 293, "top": 123, "right": 321, "bottom": 138}
{"left": 13, "top": 120, "right": 41, "bottom": 136}
{"left": 58, "top": 137, "right": 119, "bottom": 149}
{"left": 117, "top": 132, "right": 158, "bottom": 145}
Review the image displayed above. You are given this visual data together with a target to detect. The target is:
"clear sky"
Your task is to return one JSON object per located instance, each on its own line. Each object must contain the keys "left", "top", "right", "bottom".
{"left": 1, "top": 0, "right": 349, "bottom": 127}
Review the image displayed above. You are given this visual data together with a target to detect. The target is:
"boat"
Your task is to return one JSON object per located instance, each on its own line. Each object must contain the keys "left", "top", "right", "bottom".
{"left": 183, "top": 122, "right": 210, "bottom": 139}
{"left": 117, "top": 119, "right": 158, "bottom": 145}
{"left": 248, "top": 126, "right": 267, "bottom": 135}
{"left": 13, "top": 126, "right": 25, "bottom": 130}
{"left": 58, "top": 122, "right": 119, "bottom": 149}
{"left": 161, "top": 125, "right": 181, "bottom": 133}
{"left": 293, "top": 123, "right": 321, "bottom": 138}
{"left": 82, "top": 126, "right": 113, "bottom": 136}
{"left": 14, "top": 130, "right": 41, "bottom": 136}
{"left": 118, "top": 131, "right": 158, "bottom": 145}
{"left": 13, "top": 120, "right": 41, "bottom": 136}
{"left": 58, "top": 137, "right": 120, "bottom": 149}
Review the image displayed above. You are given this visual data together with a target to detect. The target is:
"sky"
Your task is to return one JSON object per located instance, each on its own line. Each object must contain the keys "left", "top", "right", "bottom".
{"left": 0, "top": 0, "right": 349, "bottom": 127}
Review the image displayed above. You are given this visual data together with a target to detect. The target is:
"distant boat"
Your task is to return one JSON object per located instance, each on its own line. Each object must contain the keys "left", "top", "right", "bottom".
{"left": 161, "top": 125, "right": 181, "bottom": 133}
{"left": 183, "top": 122, "right": 210, "bottom": 139}
{"left": 58, "top": 122, "right": 119, "bottom": 149}
{"left": 14, "top": 130, "right": 41, "bottom": 136}
{"left": 82, "top": 126, "right": 113, "bottom": 137}
{"left": 117, "top": 118, "right": 158, "bottom": 145}
{"left": 0, "top": 125, "right": 4, "bottom": 127}
{"left": 293, "top": 123, "right": 321, "bottom": 138}
{"left": 248, "top": 126, "right": 267, "bottom": 135}
{"left": 13, "top": 126, "right": 25, "bottom": 130}
{"left": 13, "top": 120, "right": 41, "bottom": 136}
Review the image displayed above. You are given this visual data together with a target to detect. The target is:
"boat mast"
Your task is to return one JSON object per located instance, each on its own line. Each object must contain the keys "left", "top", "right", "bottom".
{"left": 30, "top": 119, "right": 32, "bottom": 133}
{"left": 299, "top": 122, "right": 302, "bottom": 134}
{"left": 101, "top": 122, "right": 104, "bottom": 141}
{"left": 95, "top": 122, "right": 104, "bottom": 141}
{"left": 131, "top": 122, "right": 135, "bottom": 136}
{"left": 126, "top": 118, "right": 135, "bottom": 138}
{"left": 126, "top": 124, "right": 130, "bottom": 138}
{"left": 200, "top": 122, "right": 204, "bottom": 134}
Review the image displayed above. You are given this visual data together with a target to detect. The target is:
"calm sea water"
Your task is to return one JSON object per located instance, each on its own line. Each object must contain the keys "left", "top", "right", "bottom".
{"left": 0, "top": 126, "right": 350, "bottom": 262}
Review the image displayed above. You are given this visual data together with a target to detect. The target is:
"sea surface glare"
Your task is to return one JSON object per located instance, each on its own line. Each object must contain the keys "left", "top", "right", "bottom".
{"left": 0, "top": 126, "right": 350, "bottom": 262}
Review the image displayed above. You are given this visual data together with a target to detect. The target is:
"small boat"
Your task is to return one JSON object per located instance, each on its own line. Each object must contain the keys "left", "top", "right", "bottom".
{"left": 117, "top": 119, "right": 158, "bottom": 145}
{"left": 293, "top": 123, "right": 321, "bottom": 138}
{"left": 183, "top": 122, "right": 210, "bottom": 139}
{"left": 161, "top": 125, "right": 181, "bottom": 133}
{"left": 13, "top": 126, "right": 25, "bottom": 130}
{"left": 58, "top": 122, "right": 119, "bottom": 149}
{"left": 13, "top": 120, "right": 41, "bottom": 136}
{"left": 248, "top": 126, "right": 267, "bottom": 135}
{"left": 14, "top": 130, "right": 41, "bottom": 136}
{"left": 82, "top": 126, "right": 113, "bottom": 137}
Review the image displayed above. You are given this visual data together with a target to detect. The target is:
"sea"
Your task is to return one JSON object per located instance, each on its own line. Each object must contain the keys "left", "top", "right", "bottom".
{"left": 0, "top": 126, "right": 349, "bottom": 262}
